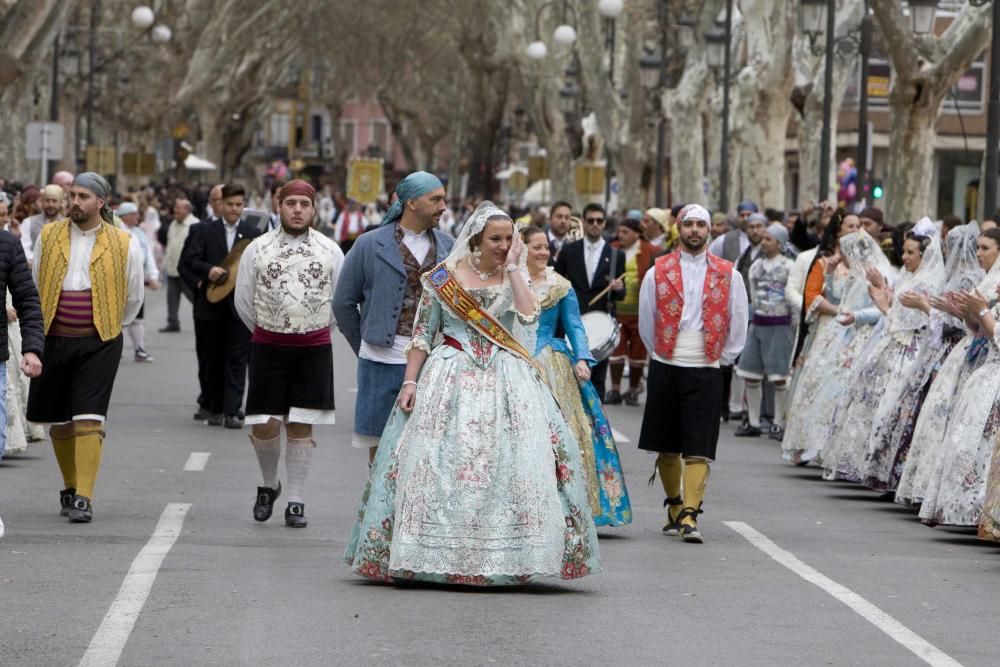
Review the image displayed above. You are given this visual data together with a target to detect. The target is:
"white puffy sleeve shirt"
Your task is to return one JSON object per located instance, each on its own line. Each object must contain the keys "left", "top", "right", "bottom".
{"left": 638, "top": 249, "right": 748, "bottom": 368}
{"left": 31, "top": 223, "right": 146, "bottom": 326}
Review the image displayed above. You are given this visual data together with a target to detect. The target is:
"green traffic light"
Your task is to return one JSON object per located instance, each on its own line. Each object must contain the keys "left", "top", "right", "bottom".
{"left": 872, "top": 184, "right": 884, "bottom": 199}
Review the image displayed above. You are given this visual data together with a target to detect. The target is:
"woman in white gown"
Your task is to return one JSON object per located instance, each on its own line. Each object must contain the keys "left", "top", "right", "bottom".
{"left": 895, "top": 228, "right": 1000, "bottom": 506}
{"left": 860, "top": 222, "right": 982, "bottom": 492}
{"left": 822, "top": 221, "right": 944, "bottom": 482}
{"left": 917, "top": 230, "right": 1000, "bottom": 526}
{"left": 784, "top": 227, "right": 894, "bottom": 465}
{"left": 782, "top": 213, "right": 859, "bottom": 464}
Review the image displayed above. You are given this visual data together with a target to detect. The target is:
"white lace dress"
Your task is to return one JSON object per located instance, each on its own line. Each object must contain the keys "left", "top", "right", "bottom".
{"left": 917, "top": 304, "right": 1000, "bottom": 525}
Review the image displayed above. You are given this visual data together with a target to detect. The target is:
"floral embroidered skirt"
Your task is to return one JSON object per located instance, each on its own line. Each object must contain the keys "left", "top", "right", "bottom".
{"left": 344, "top": 346, "right": 601, "bottom": 586}
{"left": 536, "top": 346, "right": 632, "bottom": 527}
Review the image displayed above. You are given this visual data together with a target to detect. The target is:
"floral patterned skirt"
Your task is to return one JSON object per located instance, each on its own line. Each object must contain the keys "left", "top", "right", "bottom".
{"left": 344, "top": 346, "right": 601, "bottom": 586}
{"left": 918, "top": 357, "right": 1000, "bottom": 526}
{"left": 536, "top": 346, "right": 632, "bottom": 527}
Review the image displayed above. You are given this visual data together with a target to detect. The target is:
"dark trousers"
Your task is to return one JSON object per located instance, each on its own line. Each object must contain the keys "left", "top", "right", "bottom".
{"left": 166, "top": 276, "right": 183, "bottom": 327}
{"left": 592, "top": 358, "right": 609, "bottom": 400}
{"left": 197, "top": 316, "right": 251, "bottom": 415}
{"left": 638, "top": 360, "right": 723, "bottom": 460}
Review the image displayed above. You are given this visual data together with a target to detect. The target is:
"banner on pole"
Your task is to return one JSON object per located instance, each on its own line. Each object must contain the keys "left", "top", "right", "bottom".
{"left": 347, "top": 158, "right": 384, "bottom": 205}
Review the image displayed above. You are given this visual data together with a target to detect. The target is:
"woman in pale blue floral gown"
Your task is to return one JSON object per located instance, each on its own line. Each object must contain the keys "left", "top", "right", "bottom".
{"left": 345, "top": 202, "right": 601, "bottom": 586}
{"left": 521, "top": 226, "right": 631, "bottom": 527}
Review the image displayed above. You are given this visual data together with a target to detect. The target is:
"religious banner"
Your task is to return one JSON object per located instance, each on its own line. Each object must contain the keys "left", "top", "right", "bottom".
{"left": 348, "top": 158, "right": 384, "bottom": 205}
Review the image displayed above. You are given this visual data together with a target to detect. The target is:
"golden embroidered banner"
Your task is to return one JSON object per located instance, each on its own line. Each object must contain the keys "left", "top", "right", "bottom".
{"left": 347, "top": 158, "right": 384, "bottom": 205}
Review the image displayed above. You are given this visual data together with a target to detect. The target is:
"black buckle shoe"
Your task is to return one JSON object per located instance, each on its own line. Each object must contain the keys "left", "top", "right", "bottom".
{"left": 253, "top": 482, "right": 281, "bottom": 522}
{"left": 677, "top": 506, "right": 704, "bottom": 543}
{"left": 206, "top": 413, "right": 224, "bottom": 426}
{"left": 604, "top": 390, "right": 623, "bottom": 405}
{"left": 734, "top": 423, "right": 762, "bottom": 437}
{"left": 60, "top": 487, "right": 76, "bottom": 517}
{"left": 193, "top": 407, "right": 211, "bottom": 420}
{"left": 68, "top": 496, "right": 93, "bottom": 523}
{"left": 284, "top": 502, "right": 307, "bottom": 528}
{"left": 224, "top": 414, "right": 244, "bottom": 429}
{"left": 768, "top": 424, "right": 785, "bottom": 441}
{"left": 662, "top": 496, "right": 684, "bottom": 536}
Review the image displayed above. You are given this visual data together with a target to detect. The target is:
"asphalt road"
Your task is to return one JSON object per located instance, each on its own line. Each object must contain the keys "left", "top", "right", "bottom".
{"left": 2, "top": 287, "right": 998, "bottom": 666}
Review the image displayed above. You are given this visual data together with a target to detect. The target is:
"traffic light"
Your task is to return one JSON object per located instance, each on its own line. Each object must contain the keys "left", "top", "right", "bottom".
{"left": 872, "top": 179, "right": 884, "bottom": 200}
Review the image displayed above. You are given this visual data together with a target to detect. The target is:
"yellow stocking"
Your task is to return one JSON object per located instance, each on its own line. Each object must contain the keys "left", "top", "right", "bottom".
{"left": 73, "top": 426, "right": 104, "bottom": 499}
{"left": 51, "top": 432, "right": 77, "bottom": 490}
{"left": 681, "top": 458, "right": 710, "bottom": 527}
{"left": 656, "top": 453, "right": 684, "bottom": 525}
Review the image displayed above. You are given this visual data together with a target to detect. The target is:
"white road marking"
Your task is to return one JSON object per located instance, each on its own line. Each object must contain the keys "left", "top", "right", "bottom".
{"left": 182, "top": 452, "right": 211, "bottom": 472}
{"left": 79, "top": 503, "right": 192, "bottom": 667}
{"left": 610, "top": 427, "right": 630, "bottom": 443}
{"left": 724, "top": 521, "right": 962, "bottom": 667}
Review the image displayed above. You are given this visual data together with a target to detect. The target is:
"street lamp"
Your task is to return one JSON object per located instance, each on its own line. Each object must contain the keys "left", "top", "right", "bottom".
{"left": 705, "top": 2, "right": 734, "bottom": 212}
{"left": 908, "top": 0, "right": 939, "bottom": 35}
{"left": 131, "top": 6, "right": 155, "bottom": 29}
{"left": 597, "top": 0, "right": 625, "bottom": 18}
{"left": 525, "top": 0, "right": 578, "bottom": 59}
{"left": 639, "top": 47, "right": 662, "bottom": 91}
{"left": 799, "top": 0, "right": 826, "bottom": 44}
{"left": 799, "top": 0, "right": 836, "bottom": 203}
{"left": 705, "top": 22, "right": 726, "bottom": 70}
{"left": 152, "top": 24, "right": 172, "bottom": 43}
{"left": 677, "top": 14, "right": 697, "bottom": 49}
{"left": 559, "top": 82, "right": 577, "bottom": 115}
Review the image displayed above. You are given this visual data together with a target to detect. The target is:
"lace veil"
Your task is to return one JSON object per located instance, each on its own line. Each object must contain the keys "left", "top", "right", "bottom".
{"left": 888, "top": 220, "right": 945, "bottom": 333}
{"left": 838, "top": 231, "right": 895, "bottom": 312}
{"left": 443, "top": 200, "right": 536, "bottom": 352}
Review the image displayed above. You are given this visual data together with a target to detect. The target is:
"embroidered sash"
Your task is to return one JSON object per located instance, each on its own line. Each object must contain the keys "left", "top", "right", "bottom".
{"left": 425, "top": 263, "right": 542, "bottom": 374}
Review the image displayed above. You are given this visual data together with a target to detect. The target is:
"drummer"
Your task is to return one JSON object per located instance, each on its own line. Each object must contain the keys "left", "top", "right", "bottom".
{"left": 606, "top": 213, "right": 658, "bottom": 406}
{"left": 554, "top": 202, "right": 626, "bottom": 402}
{"left": 178, "top": 183, "right": 264, "bottom": 429}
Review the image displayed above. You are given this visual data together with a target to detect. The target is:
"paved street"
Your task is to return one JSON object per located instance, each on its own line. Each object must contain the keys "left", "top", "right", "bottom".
{"left": 2, "top": 287, "right": 999, "bottom": 667}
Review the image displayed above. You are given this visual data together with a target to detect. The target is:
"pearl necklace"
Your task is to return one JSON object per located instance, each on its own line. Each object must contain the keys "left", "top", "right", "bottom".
{"left": 471, "top": 256, "right": 500, "bottom": 281}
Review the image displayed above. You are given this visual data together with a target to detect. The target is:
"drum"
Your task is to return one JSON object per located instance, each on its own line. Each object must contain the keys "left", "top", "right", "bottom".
{"left": 580, "top": 312, "right": 620, "bottom": 361}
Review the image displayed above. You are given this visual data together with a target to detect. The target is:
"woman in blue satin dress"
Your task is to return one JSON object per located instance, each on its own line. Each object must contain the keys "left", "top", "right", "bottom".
{"left": 522, "top": 226, "right": 632, "bottom": 526}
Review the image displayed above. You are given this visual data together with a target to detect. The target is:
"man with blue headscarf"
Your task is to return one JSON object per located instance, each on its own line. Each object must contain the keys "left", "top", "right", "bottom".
{"left": 333, "top": 172, "right": 454, "bottom": 463}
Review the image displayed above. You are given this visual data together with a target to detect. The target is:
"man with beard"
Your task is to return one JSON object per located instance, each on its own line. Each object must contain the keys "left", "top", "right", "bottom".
{"left": 27, "top": 173, "right": 144, "bottom": 523}
{"left": 545, "top": 200, "right": 573, "bottom": 265}
{"left": 21, "top": 185, "right": 65, "bottom": 264}
{"left": 234, "top": 180, "right": 344, "bottom": 527}
{"left": 638, "top": 204, "right": 748, "bottom": 543}
{"left": 333, "top": 172, "right": 453, "bottom": 465}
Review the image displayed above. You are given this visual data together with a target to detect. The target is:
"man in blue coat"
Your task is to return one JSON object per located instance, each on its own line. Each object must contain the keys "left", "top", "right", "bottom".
{"left": 332, "top": 172, "right": 453, "bottom": 463}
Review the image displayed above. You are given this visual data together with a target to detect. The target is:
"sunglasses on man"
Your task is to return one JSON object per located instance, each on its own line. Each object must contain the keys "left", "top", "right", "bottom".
{"left": 585, "top": 217, "right": 605, "bottom": 225}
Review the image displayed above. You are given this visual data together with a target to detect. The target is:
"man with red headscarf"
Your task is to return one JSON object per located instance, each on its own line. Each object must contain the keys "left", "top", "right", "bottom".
{"left": 234, "top": 180, "right": 344, "bottom": 528}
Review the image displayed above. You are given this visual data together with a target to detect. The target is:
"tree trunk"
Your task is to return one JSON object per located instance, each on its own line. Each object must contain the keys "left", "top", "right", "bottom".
{"left": 665, "top": 59, "right": 711, "bottom": 206}
{"left": 884, "top": 98, "right": 938, "bottom": 224}
{"left": 740, "top": 92, "right": 791, "bottom": 209}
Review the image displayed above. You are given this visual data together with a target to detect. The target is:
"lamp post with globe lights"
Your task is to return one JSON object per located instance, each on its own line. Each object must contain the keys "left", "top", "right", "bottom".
{"left": 71, "top": 4, "right": 173, "bottom": 170}
{"left": 638, "top": 4, "right": 697, "bottom": 206}
{"left": 705, "top": 0, "right": 734, "bottom": 213}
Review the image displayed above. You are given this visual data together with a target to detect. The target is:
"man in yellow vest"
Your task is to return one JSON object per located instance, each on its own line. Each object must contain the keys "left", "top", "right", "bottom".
{"left": 27, "top": 172, "right": 145, "bottom": 523}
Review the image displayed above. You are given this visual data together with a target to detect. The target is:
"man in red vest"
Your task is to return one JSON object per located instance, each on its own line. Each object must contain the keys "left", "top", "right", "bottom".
{"left": 637, "top": 204, "right": 748, "bottom": 543}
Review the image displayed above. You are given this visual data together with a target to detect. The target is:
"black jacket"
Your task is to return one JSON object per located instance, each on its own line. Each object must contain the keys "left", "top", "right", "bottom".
{"left": 554, "top": 238, "right": 626, "bottom": 315}
{"left": 178, "top": 218, "right": 262, "bottom": 321}
{"left": 0, "top": 230, "right": 43, "bottom": 361}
